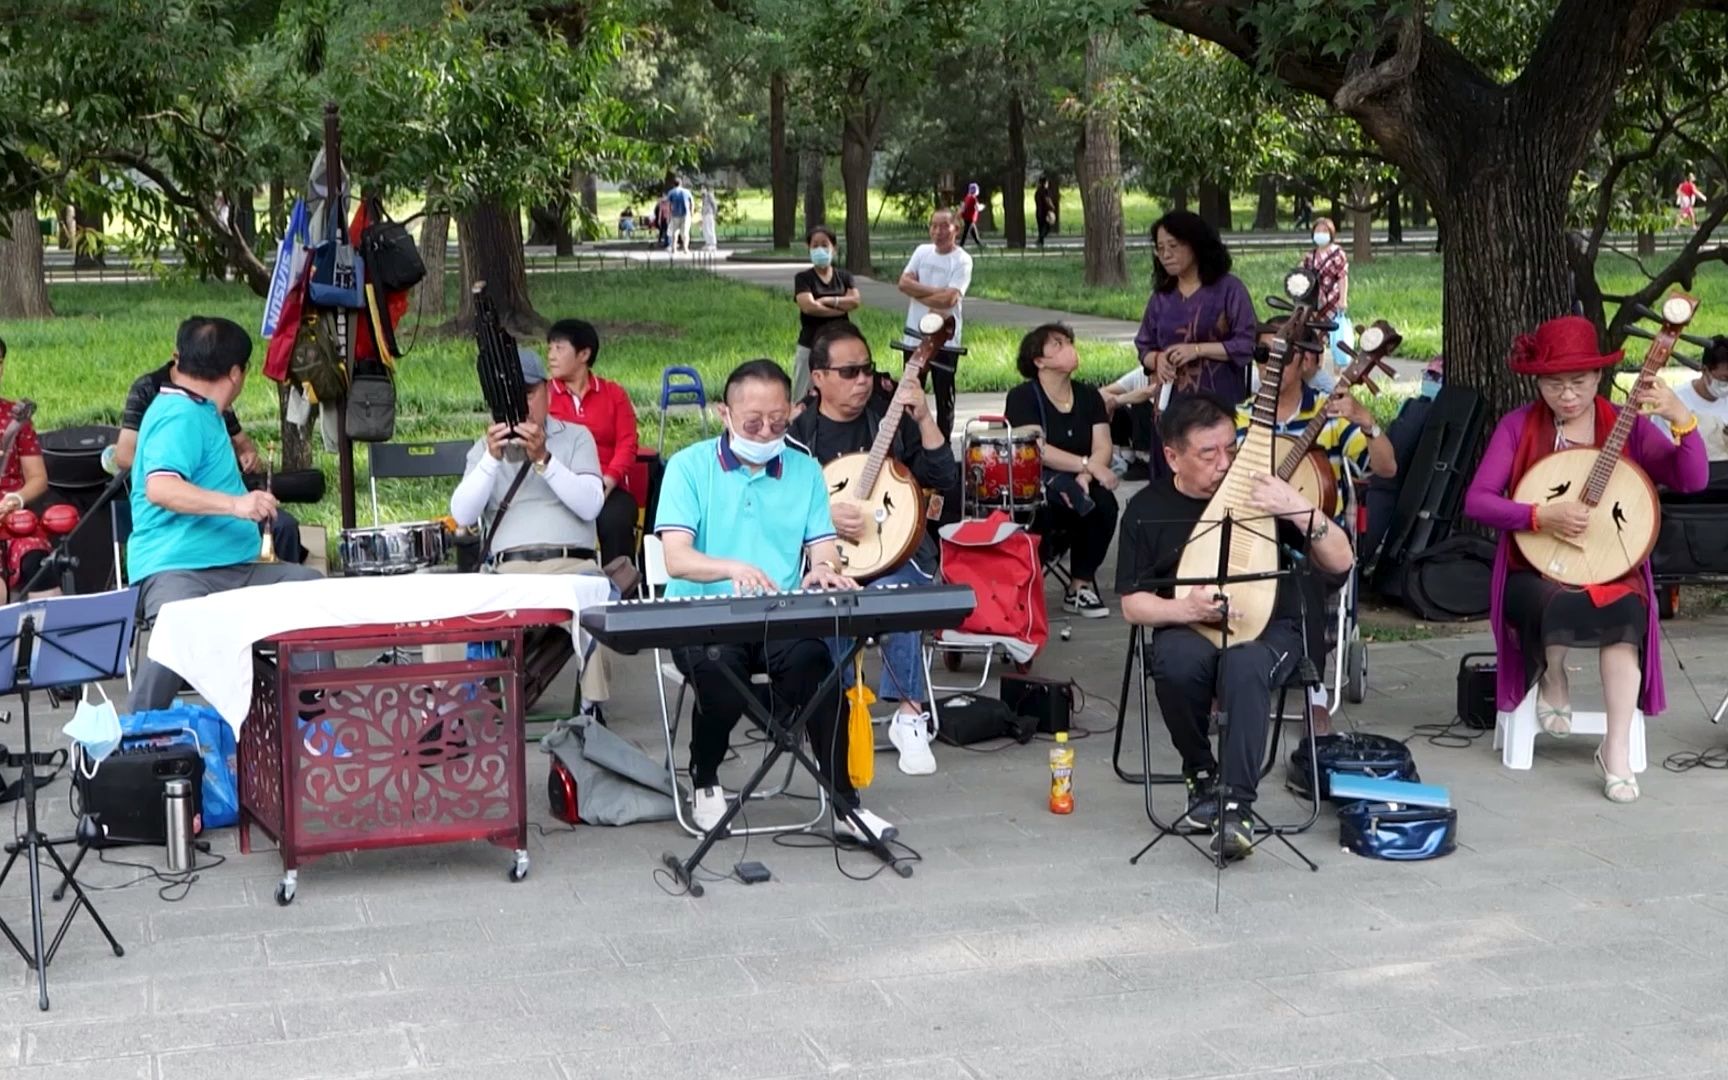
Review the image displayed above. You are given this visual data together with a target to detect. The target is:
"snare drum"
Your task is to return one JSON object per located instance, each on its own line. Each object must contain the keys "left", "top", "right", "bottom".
{"left": 963, "top": 423, "right": 1043, "bottom": 513}
{"left": 339, "top": 521, "right": 448, "bottom": 575}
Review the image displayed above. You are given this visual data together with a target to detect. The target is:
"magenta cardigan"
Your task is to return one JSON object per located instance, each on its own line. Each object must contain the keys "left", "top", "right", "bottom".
{"left": 1463, "top": 402, "right": 1708, "bottom": 713}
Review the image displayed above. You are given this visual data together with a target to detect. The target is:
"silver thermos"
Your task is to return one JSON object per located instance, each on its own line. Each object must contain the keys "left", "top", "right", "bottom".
{"left": 164, "top": 779, "right": 194, "bottom": 873}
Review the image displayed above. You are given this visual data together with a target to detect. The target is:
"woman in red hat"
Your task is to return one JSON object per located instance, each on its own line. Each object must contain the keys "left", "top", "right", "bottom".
{"left": 1465, "top": 315, "right": 1707, "bottom": 802}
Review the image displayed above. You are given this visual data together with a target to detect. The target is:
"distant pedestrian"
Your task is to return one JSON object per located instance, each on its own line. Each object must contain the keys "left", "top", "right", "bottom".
{"left": 654, "top": 195, "right": 671, "bottom": 249}
{"left": 958, "top": 183, "right": 984, "bottom": 250}
{"left": 1677, "top": 172, "right": 1706, "bottom": 229}
{"left": 701, "top": 186, "right": 719, "bottom": 251}
{"left": 1301, "top": 217, "right": 1350, "bottom": 391}
{"left": 666, "top": 177, "right": 694, "bottom": 253}
{"left": 1292, "top": 191, "right": 1313, "bottom": 231}
{"left": 1035, "top": 177, "right": 1058, "bottom": 248}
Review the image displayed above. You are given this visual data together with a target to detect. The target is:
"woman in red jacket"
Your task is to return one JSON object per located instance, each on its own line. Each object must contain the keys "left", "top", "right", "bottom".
{"left": 545, "top": 319, "right": 642, "bottom": 566}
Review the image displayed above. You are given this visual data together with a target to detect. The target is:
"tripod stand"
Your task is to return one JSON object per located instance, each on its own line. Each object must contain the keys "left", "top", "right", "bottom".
{"left": 0, "top": 590, "right": 136, "bottom": 1009}
{"left": 1122, "top": 510, "right": 1323, "bottom": 891}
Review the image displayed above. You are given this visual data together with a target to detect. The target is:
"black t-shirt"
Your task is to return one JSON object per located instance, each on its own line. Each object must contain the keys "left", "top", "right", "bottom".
{"left": 1004, "top": 380, "right": 1107, "bottom": 457}
{"left": 788, "top": 402, "right": 958, "bottom": 570}
{"left": 793, "top": 267, "right": 856, "bottom": 348}
{"left": 122, "top": 363, "right": 242, "bottom": 437}
{"left": 1114, "top": 476, "right": 1310, "bottom": 625}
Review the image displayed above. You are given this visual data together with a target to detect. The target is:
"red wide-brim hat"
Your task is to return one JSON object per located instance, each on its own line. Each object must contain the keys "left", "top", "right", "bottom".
{"left": 1509, "top": 315, "right": 1623, "bottom": 375}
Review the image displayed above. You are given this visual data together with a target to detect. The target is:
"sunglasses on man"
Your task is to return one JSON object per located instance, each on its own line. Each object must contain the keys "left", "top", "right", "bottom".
{"left": 817, "top": 363, "right": 876, "bottom": 381}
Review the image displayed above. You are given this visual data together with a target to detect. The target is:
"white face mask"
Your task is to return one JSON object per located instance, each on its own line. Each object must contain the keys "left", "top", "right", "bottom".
{"left": 1312, "top": 231, "right": 1332, "bottom": 247}
{"left": 64, "top": 683, "right": 121, "bottom": 776}
{"left": 727, "top": 422, "right": 784, "bottom": 465}
{"left": 1708, "top": 377, "right": 1728, "bottom": 398}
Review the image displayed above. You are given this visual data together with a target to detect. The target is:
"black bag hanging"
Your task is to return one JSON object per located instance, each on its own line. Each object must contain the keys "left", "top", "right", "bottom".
{"left": 346, "top": 359, "right": 396, "bottom": 443}
{"left": 1401, "top": 534, "right": 1496, "bottom": 621}
{"left": 360, "top": 199, "right": 426, "bottom": 293}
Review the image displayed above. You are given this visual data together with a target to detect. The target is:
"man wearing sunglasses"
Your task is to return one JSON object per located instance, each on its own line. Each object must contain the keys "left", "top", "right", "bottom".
{"left": 787, "top": 323, "right": 959, "bottom": 776}
{"left": 656, "top": 359, "right": 898, "bottom": 842}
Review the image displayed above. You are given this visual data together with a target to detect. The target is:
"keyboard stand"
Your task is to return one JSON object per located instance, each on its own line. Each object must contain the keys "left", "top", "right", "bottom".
{"left": 660, "top": 639, "right": 912, "bottom": 896}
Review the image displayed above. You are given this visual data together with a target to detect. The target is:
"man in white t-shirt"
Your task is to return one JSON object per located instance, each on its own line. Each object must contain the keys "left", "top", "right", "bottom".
{"left": 898, "top": 210, "right": 974, "bottom": 438}
{"left": 1657, "top": 335, "right": 1728, "bottom": 461}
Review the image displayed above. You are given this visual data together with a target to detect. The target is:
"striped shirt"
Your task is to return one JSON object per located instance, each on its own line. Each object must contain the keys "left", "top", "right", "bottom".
{"left": 1235, "top": 385, "right": 1371, "bottom": 485}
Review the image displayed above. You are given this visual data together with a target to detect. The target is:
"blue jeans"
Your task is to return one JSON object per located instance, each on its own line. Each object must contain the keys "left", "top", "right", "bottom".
{"left": 829, "top": 560, "right": 932, "bottom": 705}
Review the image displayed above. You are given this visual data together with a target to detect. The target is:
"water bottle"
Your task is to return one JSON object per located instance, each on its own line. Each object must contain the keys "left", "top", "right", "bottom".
{"left": 164, "top": 779, "right": 194, "bottom": 873}
{"left": 1049, "top": 731, "right": 1074, "bottom": 815}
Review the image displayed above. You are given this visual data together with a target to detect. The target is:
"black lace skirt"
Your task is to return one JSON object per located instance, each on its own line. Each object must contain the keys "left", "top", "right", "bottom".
{"left": 1505, "top": 570, "right": 1645, "bottom": 689}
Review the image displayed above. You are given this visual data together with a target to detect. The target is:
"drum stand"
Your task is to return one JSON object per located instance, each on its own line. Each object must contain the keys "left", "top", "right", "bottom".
{"left": 1122, "top": 511, "right": 1320, "bottom": 910}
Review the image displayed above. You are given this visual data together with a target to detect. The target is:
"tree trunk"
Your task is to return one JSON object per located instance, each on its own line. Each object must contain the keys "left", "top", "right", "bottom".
{"left": 1197, "top": 179, "right": 1230, "bottom": 231}
{"left": 1004, "top": 89, "right": 1028, "bottom": 249}
{"left": 1077, "top": 32, "right": 1128, "bottom": 288}
{"left": 417, "top": 194, "right": 450, "bottom": 321}
{"left": 73, "top": 201, "right": 105, "bottom": 268}
{"left": 770, "top": 72, "right": 794, "bottom": 249}
{"left": 1636, "top": 229, "right": 1656, "bottom": 257}
{"left": 268, "top": 177, "right": 286, "bottom": 242}
{"left": 1350, "top": 183, "right": 1374, "bottom": 264}
{"left": 232, "top": 188, "right": 258, "bottom": 251}
{"left": 839, "top": 115, "right": 876, "bottom": 275}
{"left": 1252, "top": 174, "right": 1279, "bottom": 230}
{"left": 577, "top": 170, "right": 599, "bottom": 239}
{"left": 1386, "top": 182, "right": 1403, "bottom": 245}
{"left": 978, "top": 187, "right": 997, "bottom": 232}
{"left": 801, "top": 151, "right": 826, "bottom": 236}
{"left": 454, "top": 198, "right": 543, "bottom": 336}
{"left": 278, "top": 383, "right": 312, "bottom": 472}
{"left": 1408, "top": 190, "right": 1428, "bottom": 227}
{"left": 525, "top": 200, "right": 573, "bottom": 254}
{"left": 1170, "top": 183, "right": 1189, "bottom": 213}
{"left": 1327, "top": 194, "right": 1342, "bottom": 225}
{"left": 0, "top": 208, "right": 53, "bottom": 319}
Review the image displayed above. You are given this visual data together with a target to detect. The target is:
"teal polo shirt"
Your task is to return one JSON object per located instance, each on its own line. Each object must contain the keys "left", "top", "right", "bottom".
{"left": 655, "top": 435, "right": 836, "bottom": 597}
{"left": 127, "top": 386, "right": 259, "bottom": 581}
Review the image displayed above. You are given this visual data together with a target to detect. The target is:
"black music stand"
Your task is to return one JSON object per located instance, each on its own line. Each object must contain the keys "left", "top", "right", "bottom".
{"left": 1121, "top": 510, "right": 1322, "bottom": 890}
{"left": 0, "top": 589, "right": 134, "bottom": 1010}
{"left": 661, "top": 634, "right": 910, "bottom": 897}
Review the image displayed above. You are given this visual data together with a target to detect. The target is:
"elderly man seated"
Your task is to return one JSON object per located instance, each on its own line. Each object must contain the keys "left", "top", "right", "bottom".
{"left": 449, "top": 348, "right": 611, "bottom": 715}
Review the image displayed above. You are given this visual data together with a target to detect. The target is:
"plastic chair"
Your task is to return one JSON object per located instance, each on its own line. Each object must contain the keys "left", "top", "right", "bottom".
{"left": 1495, "top": 684, "right": 1647, "bottom": 772}
{"left": 657, "top": 366, "right": 711, "bottom": 450}
{"left": 641, "top": 534, "right": 827, "bottom": 838}
{"left": 366, "top": 440, "right": 472, "bottom": 525}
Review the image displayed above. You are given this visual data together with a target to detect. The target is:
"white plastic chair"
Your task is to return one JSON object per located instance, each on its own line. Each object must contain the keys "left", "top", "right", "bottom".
{"left": 1494, "top": 683, "right": 1647, "bottom": 772}
{"left": 641, "top": 534, "right": 827, "bottom": 837}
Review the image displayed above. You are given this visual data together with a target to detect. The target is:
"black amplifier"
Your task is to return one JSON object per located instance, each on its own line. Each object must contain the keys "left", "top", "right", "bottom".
{"left": 998, "top": 672, "right": 1073, "bottom": 735}
{"left": 74, "top": 735, "right": 204, "bottom": 847}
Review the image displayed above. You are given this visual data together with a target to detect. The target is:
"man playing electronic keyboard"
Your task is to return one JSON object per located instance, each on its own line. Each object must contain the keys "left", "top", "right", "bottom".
{"left": 1116, "top": 395, "right": 1353, "bottom": 860}
{"left": 656, "top": 359, "right": 897, "bottom": 841}
{"left": 787, "top": 322, "right": 958, "bottom": 776}
{"left": 126, "top": 317, "right": 324, "bottom": 712}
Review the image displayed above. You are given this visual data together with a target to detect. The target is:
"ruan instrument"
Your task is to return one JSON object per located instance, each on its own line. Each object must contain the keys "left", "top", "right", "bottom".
{"left": 1275, "top": 321, "right": 1400, "bottom": 517}
{"left": 824, "top": 312, "right": 952, "bottom": 580}
{"left": 1176, "top": 269, "right": 1321, "bottom": 647}
{"left": 1512, "top": 293, "right": 1699, "bottom": 586}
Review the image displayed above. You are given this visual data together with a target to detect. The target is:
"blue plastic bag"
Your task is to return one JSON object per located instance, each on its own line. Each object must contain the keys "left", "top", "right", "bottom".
{"left": 120, "top": 703, "right": 239, "bottom": 830}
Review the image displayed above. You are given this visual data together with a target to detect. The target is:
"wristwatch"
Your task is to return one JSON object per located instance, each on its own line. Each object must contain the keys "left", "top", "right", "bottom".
{"left": 1081, "top": 456, "right": 1091, "bottom": 472}
{"left": 1366, "top": 423, "right": 1383, "bottom": 440}
{"left": 1306, "top": 519, "right": 1331, "bottom": 542}
{"left": 531, "top": 454, "right": 552, "bottom": 476}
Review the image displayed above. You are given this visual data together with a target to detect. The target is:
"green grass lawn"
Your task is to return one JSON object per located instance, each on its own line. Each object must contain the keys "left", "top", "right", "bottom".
{"left": 5, "top": 269, "right": 1133, "bottom": 534}
{"left": 965, "top": 249, "right": 1728, "bottom": 363}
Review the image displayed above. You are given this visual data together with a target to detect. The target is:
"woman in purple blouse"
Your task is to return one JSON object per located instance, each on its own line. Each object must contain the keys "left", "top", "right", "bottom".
{"left": 1133, "top": 211, "right": 1258, "bottom": 409}
{"left": 1464, "top": 315, "right": 1706, "bottom": 803}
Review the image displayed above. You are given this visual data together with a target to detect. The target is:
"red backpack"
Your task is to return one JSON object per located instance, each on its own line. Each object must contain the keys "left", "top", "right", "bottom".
{"left": 938, "top": 513, "right": 1048, "bottom": 659}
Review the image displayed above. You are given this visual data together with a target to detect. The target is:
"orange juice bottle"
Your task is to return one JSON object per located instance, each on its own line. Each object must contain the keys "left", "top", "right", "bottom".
{"left": 1049, "top": 731, "right": 1074, "bottom": 814}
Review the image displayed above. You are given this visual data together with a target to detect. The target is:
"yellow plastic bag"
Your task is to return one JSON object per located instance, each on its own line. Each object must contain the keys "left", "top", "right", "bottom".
{"left": 846, "top": 652, "right": 875, "bottom": 789}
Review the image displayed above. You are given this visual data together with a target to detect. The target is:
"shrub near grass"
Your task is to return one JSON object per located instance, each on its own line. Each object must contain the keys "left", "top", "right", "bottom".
{"left": 7, "top": 270, "right": 1132, "bottom": 536}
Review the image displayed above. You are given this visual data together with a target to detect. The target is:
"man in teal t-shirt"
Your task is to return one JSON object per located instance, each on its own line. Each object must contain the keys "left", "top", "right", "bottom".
{"left": 654, "top": 359, "right": 898, "bottom": 846}
{"left": 127, "top": 317, "right": 323, "bottom": 712}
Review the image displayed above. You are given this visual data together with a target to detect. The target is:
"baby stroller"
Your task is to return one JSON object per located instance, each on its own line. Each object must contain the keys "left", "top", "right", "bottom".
{"left": 928, "top": 513, "right": 1049, "bottom": 690}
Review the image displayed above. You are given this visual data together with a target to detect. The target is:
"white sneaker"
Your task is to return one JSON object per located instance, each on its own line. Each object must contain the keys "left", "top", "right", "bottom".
{"left": 836, "top": 807, "right": 898, "bottom": 844}
{"left": 691, "top": 786, "right": 729, "bottom": 833}
{"left": 888, "top": 712, "right": 937, "bottom": 776}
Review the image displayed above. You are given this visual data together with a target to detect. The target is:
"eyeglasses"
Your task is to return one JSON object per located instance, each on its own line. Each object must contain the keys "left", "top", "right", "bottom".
{"left": 819, "top": 363, "right": 875, "bottom": 381}
{"left": 1537, "top": 374, "right": 1597, "bottom": 397}
{"left": 733, "top": 415, "right": 790, "bottom": 437}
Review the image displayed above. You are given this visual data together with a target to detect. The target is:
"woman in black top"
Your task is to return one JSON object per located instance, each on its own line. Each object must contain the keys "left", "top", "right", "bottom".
{"left": 1003, "top": 323, "right": 1120, "bottom": 618}
{"left": 791, "top": 225, "right": 861, "bottom": 401}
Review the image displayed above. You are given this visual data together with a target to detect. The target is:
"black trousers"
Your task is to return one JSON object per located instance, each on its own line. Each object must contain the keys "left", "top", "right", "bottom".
{"left": 958, "top": 220, "right": 983, "bottom": 248}
{"left": 1108, "top": 401, "right": 1155, "bottom": 456}
{"left": 597, "top": 484, "right": 638, "bottom": 566}
{"left": 672, "top": 638, "right": 854, "bottom": 808}
{"left": 905, "top": 343, "right": 962, "bottom": 442}
{"left": 1039, "top": 482, "right": 1119, "bottom": 582}
{"left": 1149, "top": 619, "right": 1302, "bottom": 802}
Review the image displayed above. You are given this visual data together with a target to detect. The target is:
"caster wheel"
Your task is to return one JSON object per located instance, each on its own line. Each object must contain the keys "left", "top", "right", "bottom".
{"left": 274, "top": 881, "right": 296, "bottom": 906}
{"left": 942, "top": 650, "right": 962, "bottom": 672}
{"left": 1345, "top": 639, "right": 1367, "bottom": 704}
{"left": 508, "top": 851, "right": 530, "bottom": 882}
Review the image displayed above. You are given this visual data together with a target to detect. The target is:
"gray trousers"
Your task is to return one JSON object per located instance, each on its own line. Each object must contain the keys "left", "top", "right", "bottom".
{"left": 130, "top": 561, "right": 324, "bottom": 713}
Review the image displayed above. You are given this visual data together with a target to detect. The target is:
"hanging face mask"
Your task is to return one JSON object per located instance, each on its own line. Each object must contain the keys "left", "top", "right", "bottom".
{"left": 1708, "top": 377, "right": 1728, "bottom": 398}
{"left": 727, "top": 422, "right": 784, "bottom": 465}
{"left": 64, "top": 682, "right": 121, "bottom": 777}
{"left": 1312, "top": 231, "right": 1332, "bottom": 247}
{"left": 810, "top": 247, "right": 834, "bottom": 268}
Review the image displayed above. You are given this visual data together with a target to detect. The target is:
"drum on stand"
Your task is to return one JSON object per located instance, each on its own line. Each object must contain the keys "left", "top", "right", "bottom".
{"left": 339, "top": 521, "right": 450, "bottom": 575}
{"left": 962, "top": 421, "right": 1044, "bottom": 519}
{"left": 39, "top": 426, "right": 119, "bottom": 594}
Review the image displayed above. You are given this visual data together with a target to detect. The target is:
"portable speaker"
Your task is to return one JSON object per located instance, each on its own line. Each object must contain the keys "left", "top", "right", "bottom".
{"left": 998, "top": 673, "right": 1072, "bottom": 734}
{"left": 74, "top": 737, "right": 204, "bottom": 847}
{"left": 548, "top": 758, "right": 580, "bottom": 824}
{"left": 1456, "top": 652, "right": 1497, "bottom": 731}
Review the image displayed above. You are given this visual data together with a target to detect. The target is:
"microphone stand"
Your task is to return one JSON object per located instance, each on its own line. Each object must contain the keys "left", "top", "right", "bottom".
{"left": 19, "top": 470, "right": 130, "bottom": 600}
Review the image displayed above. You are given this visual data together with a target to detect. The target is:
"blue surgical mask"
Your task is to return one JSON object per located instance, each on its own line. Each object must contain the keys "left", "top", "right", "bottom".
{"left": 810, "top": 247, "right": 834, "bottom": 268}
{"left": 728, "top": 424, "right": 784, "bottom": 465}
{"left": 1312, "top": 231, "right": 1332, "bottom": 247}
{"left": 64, "top": 683, "right": 121, "bottom": 776}
{"left": 1421, "top": 376, "right": 1441, "bottom": 400}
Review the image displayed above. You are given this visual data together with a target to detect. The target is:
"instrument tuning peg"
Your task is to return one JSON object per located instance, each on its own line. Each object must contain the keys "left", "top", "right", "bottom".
{"left": 1623, "top": 324, "right": 1657, "bottom": 341}
{"left": 1338, "top": 342, "right": 1360, "bottom": 361}
{"left": 1633, "top": 303, "right": 1660, "bottom": 322}
{"left": 1265, "top": 296, "right": 1294, "bottom": 311}
{"left": 1681, "top": 331, "right": 1715, "bottom": 349}
{"left": 1362, "top": 376, "right": 1381, "bottom": 395}
{"left": 1673, "top": 350, "right": 1703, "bottom": 371}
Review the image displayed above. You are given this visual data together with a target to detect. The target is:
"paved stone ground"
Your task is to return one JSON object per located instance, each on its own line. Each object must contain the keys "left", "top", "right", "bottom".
{"left": 5, "top": 511, "right": 1728, "bottom": 1079}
